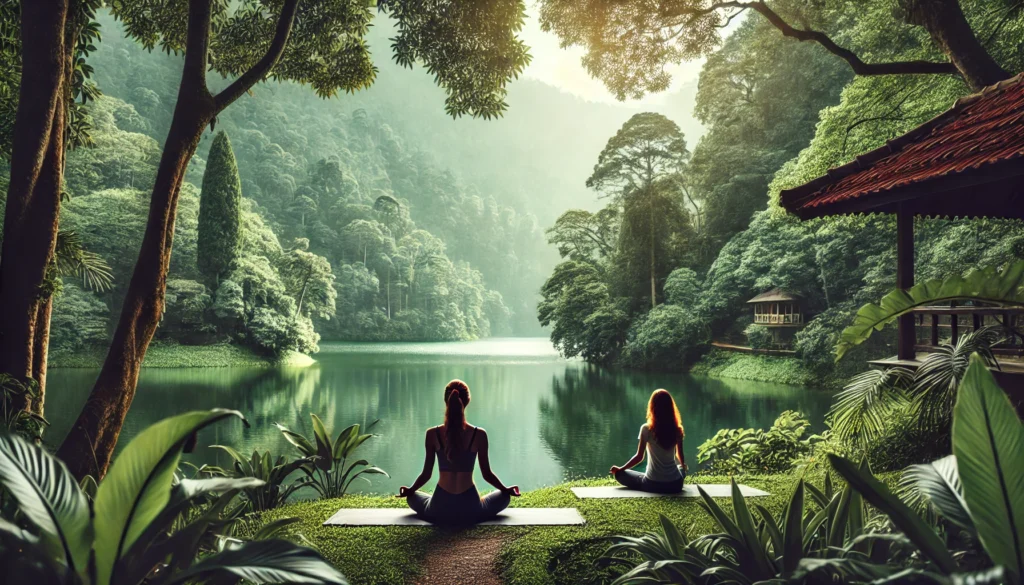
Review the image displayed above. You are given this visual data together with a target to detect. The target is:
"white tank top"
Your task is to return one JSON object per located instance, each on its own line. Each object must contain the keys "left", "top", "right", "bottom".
{"left": 640, "top": 424, "right": 682, "bottom": 482}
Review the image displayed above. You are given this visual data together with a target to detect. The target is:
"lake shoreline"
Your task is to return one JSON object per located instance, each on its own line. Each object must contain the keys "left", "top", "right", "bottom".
{"left": 690, "top": 349, "right": 847, "bottom": 391}
{"left": 49, "top": 341, "right": 314, "bottom": 369}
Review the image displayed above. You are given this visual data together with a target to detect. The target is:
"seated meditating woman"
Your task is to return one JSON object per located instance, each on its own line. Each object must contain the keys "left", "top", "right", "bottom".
{"left": 609, "top": 388, "right": 687, "bottom": 493}
{"left": 398, "top": 379, "right": 520, "bottom": 524}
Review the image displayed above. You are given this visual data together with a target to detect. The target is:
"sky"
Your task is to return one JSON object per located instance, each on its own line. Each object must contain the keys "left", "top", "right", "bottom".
{"left": 517, "top": 5, "right": 709, "bottom": 107}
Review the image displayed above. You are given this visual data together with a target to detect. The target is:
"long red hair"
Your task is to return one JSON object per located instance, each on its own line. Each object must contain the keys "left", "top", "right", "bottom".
{"left": 443, "top": 380, "right": 471, "bottom": 462}
{"left": 646, "top": 389, "right": 683, "bottom": 449}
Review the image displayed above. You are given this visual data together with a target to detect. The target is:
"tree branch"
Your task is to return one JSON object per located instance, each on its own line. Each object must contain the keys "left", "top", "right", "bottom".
{"left": 213, "top": 0, "right": 301, "bottom": 113}
{"left": 666, "top": 0, "right": 958, "bottom": 77}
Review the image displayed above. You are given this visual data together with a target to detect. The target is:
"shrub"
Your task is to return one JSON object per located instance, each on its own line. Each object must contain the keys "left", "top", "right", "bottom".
{"left": 619, "top": 305, "right": 707, "bottom": 369}
{"left": 277, "top": 415, "right": 388, "bottom": 499}
{"left": 697, "top": 410, "right": 821, "bottom": 474}
{"left": 743, "top": 323, "right": 773, "bottom": 349}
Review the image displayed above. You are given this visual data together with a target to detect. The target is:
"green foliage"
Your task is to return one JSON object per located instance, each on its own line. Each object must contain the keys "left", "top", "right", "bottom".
{"left": 50, "top": 283, "right": 109, "bottom": 355}
{"left": 619, "top": 304, "right": 706, "bottom": 370}
{"left": 208, "top": 446, "right": 313, "bottom": 513}
{"left": 951, "top": 355, "right": 1024, "bottom": 581}
{"left": 690, "top": 350, "right": 818, "bottom": 387}
{"left": 538, "top": 261, "right": 629, "bottom": 363}
{"left": 836, "top": 261, "right": 1024, "bottom": 360}
{"left": 743, "top": 323, "right": 773, "bottom": 349}
{"left": 696, "top": 410, "right": 820, "bottom": 474}
{"left": 663, "top": 267, "right": 700, "bottom": 306}
{"left": 828, "top": 367, "right": 913, "bottom": 449}
{"left": 0, "top": 410, "right": 346, "bottom": 585}
{"left": 276, "top": 415, "right": 388, "bottom": 499}
{"left": 828, "top": 327, "right": 1000, "bottom": 461}
{"left": 197, "top": 131, "right": 243, "bottom": 286}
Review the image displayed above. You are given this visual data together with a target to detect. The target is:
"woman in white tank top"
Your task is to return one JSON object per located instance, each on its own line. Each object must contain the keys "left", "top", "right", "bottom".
{"left": 609, "top": 389, "right": 687, "bottom": 493}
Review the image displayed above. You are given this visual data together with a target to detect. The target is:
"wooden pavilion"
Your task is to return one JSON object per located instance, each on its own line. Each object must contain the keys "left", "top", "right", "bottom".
{"left": 779, "top": 73, "right": 1024, "bottom": 396}
{"left": 747, "top": 289, "right": 805, "bottom": 344}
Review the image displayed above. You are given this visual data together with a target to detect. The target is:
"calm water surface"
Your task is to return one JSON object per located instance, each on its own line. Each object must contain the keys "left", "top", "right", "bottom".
{"left": 45, "top": 339, "right": 831, "bottom": 493}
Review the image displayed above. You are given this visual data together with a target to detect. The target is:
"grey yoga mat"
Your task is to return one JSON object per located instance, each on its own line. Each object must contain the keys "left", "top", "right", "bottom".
{"left": 570, "top": 484, "right": 769, "bottom": 499}
{"left": 323, "top": 507, "right": 586, "bottom": 526}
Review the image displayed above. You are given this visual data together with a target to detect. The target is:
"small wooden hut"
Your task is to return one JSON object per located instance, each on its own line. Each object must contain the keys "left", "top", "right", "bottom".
{"left": 747, "top": 289, "right": 804, "bottom": 344}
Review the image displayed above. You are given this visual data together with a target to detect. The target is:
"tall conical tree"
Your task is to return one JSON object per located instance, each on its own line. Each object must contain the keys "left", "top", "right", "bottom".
{"left": 197, "top": 131, "right": 242, "bottom": 287}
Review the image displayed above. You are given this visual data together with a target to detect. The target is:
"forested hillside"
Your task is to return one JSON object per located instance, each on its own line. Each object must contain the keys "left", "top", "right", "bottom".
{"left": 52, "top": 11, "right": 678, "bottom": 357}
{"left": 536, "top": 0, "right": 1024, "bottom": 384}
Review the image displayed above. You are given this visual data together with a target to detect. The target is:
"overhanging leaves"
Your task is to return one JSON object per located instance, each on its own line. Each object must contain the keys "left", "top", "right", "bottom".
{"left": 835, "top": 261, "right": 1024, "bottom": 360}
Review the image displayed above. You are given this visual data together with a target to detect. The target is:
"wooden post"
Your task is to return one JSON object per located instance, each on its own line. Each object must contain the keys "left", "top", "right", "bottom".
{"left": 931, "top": 313, "right": 939, "bottom": 346}
{"left": 897, "top": 208, "right": 915, "bottom": 360}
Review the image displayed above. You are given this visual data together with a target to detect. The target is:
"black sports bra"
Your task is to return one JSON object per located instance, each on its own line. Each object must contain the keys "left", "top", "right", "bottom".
{"left": 435, "top": 425, "right": 479, "bottom": 472}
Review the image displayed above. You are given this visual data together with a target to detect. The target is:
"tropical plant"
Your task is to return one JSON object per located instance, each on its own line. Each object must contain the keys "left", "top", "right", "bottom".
{"left": 602, "top": 475, "right": 879, "bottom": 585}
{"left": 911, "top": 326, "right": 1001, "bottom": 429}
{"left": 836, "top": 261, "right": 1024, "bottom": 360}
{"left": 829, "top": 327, "right": 1000, "bottom": 450}
{"left": 821, "top": 355, "right": 1023, "bottom": 583}
{"left": 276, "top": 414, "right": 388, "bottom": 499}
{"left": 828, "top": 367, "right": 913, "bottom": 448}
{"left": 0, "top": 409, "right": 347, "bottom": 585}
{"left": 207, "top": 445, "right": 314, "bottom": 512}
{"left": 697, "top": 411, "right": 820, "bottom": 474}
{"left": 0, "top": 374, "right": 46, "bottom": 439}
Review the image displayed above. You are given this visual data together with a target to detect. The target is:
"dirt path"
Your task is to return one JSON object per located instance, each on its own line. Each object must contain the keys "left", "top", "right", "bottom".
{"left": 411, "top": 532, "right": 507, "bottom": 585}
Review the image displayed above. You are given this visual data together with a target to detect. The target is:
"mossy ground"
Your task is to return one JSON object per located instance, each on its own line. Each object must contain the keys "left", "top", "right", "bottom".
{"left": 271, "top": 473, "right": 812, "bottom": 585}
{"left": 49, "top": 341, "right": 313, "bottom": 368}
{"left": 691, "top": 349, "right": 842, "bottom": 388}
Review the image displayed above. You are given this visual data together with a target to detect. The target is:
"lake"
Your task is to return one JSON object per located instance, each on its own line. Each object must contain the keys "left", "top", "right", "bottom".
{"left": 44, "top": 338, "right": 832, "bottom": 494}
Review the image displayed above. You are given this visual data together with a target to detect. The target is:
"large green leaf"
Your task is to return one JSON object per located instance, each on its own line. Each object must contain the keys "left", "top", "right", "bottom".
{"left": 782, "top": 479, "right": 804, "bottom": 572}
{"left": 311, "top": 415, "right": 335, "bottom": 471}
{"left": 828, "top": 454, "right": 957, "bottom": 574}
{"left": 901, "top": 455, "right": 975, "bottom": 535}
{"left": 952, "top": 356, "right": 1024, "bottom": 581}
{"left": 93, "top": 409, "right": 244, "bottom": 585}
{"left": 162, "top": 539, "right": 347, "bottom": 585}
{"left": 0, "top": 433, "right": 91, "bottom": 574}
{"left": 835, "top": 261, "right": 1024, "bottom": 360}
{"left": 275, "top": 423, "right": 316, "bottom": 456}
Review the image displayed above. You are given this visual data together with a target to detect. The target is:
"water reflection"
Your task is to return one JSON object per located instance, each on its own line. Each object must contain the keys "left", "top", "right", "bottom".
{"left": 45, "top": 339, "right": 831, "bottom": 493}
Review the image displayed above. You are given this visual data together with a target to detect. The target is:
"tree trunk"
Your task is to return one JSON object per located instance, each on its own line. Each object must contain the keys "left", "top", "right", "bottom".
{"left": 31, "top": 297, "right": 53, "bottom": 417}
{"left": 900, "top": 0, "right": 1011, "bottom": 90}
{"left": 57, "top": 0, "right": 300, "bottom": 479}
{"left": 649, "top": 206, "right": 657, "bottom": 310}
{"left": 57, "top": 0, "right": 217, "bottom": 479}
{"left": 0, "top": 0, "right": 70, "bottom": 412}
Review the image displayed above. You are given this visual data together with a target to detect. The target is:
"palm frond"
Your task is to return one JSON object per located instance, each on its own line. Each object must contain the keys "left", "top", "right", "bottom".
{"left": 827, "top": 367, "right": 913, "bottom": 448}
{"left": 911, "top": 326, "right": 1000, "bottom": 429}
{"left": 53, "top": 230, "right": 113, "bottom": 291}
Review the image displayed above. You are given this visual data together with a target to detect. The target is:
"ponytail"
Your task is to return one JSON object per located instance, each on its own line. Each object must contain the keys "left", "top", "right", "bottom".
{"left": 443, "top": 380, "right": 470, "bottom": 462}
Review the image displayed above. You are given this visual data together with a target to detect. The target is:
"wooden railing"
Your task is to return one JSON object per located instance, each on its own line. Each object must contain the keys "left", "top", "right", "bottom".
{"left": 912, "top": 306, "right": 1024, "bottom": 356}
{"left": 753, "top": 313, "right": 804, "bottom": 325}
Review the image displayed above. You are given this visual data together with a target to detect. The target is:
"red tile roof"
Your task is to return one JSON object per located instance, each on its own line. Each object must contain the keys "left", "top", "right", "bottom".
{"left": 780, "top": 73, "right": 1024, "bottom": 218}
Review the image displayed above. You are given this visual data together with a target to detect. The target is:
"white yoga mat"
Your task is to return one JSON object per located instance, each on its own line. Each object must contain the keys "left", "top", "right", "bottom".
{"left": 570, "top": 484, "right": 769, "bottom": 499}
{"left": 323, "top": 507, "right": 585, "bottom": 526}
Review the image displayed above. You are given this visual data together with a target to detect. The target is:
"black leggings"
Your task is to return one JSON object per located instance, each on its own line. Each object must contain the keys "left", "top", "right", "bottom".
{"left": 614, "top": 469, "right": 685, "bottom": 494}
{"left": 407, "top": 485, "right": 511, "bottom": 525}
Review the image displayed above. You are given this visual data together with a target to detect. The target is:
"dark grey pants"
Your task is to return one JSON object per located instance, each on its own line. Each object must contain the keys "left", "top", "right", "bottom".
{"left": 614, "top": 469, "right": 685, "bottom": 494}
{"left": 407, "top": 485, "right": 511, "bottom": 525}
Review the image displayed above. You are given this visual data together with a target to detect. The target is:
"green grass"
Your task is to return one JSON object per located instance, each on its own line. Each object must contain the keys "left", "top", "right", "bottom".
{"left": 49, "top": 341, "right": 313, "bottom": 368}
{"left": 691, "top": 349, "right": 819, "bottom": 386}
{"left": 271, "top": 474, "right": 808, "bottom": 585}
